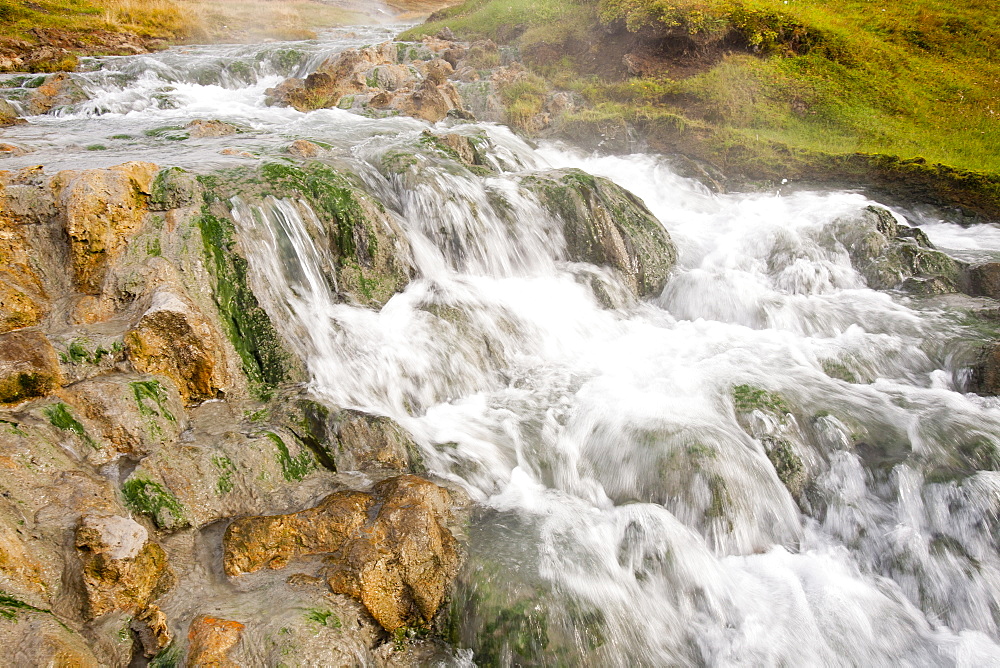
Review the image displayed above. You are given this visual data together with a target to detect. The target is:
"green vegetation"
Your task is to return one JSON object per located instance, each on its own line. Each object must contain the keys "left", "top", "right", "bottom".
{"left": 731, "top": 384, "right": 790, "bottom": 415}
{"left": 43, "top": 402, "right": 99, "bottom": 450}
{"left": 265, "top": 431, "right": 315, "bottom": 482}
{"left": 305, "top": 608, "right": 342, "bottom": 628}
{"left": 212, "top": 455, "right": 237, "bottom": 494}
{"left": 0, "top": 590, "right": 46, "bottom": 621}
{"left": 59, "top": 338, "right": 112, "bottom": 365}
{"left": 122, "top": 476, "right": 186, "bottom": 529}
{"left": 407, "top": 0, "right": 1000, "bottom": 214}
{"left": 196, "top": 203, "right": 290, "bottom": 400}
{"left": 131, "top": 379, "right": 175, "bottom": 422}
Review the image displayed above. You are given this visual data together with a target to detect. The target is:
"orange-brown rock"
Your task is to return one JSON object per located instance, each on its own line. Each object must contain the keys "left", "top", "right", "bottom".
{"left": 287, "top": 139, "right": 322, "bottom": 158}
{"left": 25, "top": 72, "right": 88, "bottom": 115}
{"left": 0, "top": 330, "right": 62, "bottom": 405}
{"left": 124, "top": 290, "right": 226, "bottom": 405}
{"left": 186, "top": 615, "right": 245, "bottom": 667}
{"left": 0, "top": 219, "right": 47, "bottom": 333}
{"left": 389, "top": 79, "right": 464, "bottom": 123}
{"left": 134, "top": 604, "right": 172, "bottom": 658}
{"left": 223, "top": 475, "right": 460, "bottom": 632}
{"left": 52, "top": 161, "right": 158, "bottom": 295}
{"left": 186, "top": 119, "right": 239, "bottom": 138}
{"left": 75, "top": 514, "right": 174, "bottom": 619}
{"left": 0, "top": 99, "right": 20, "bottom": 126}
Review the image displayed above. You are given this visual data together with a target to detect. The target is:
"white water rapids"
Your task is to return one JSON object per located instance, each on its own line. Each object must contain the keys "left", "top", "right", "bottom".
{"left": 4, "top": 26, "right": 1000, "bottom": 666}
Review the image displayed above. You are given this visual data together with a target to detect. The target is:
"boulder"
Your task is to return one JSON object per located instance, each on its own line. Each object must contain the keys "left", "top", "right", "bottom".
{"left": 521, "top": 169, "right": 676, "bottom": 298}
{"left": 834, "top": 205, "right": 961, "bottom": 293}
{"left": 267, "top": 42, "right": 398, "bottom": 111}
{"left": 964, "top": 262, "right": 1000, "bottom": 300}
{"left": 287, "top": 139, "right": 323, "bottom": 158}
{"left": 970, "top": 342, "right": 1000, "bottom": 395}
{"left": 124, "top": 290, "right": 227, "bottom": 405}
{"left": 186, "top": 119, "right": 239, "bottom": 138}
{"left": 0, "top": 330, "right": 62, "bottom": 405}
{"left": 389, "top": 79, "right": 464, "bottom": 123}
{"left": 25, "top": 72, "right": 88, "bottom": 115}
{"left": 186, "top": 615, "right": 244, "bottom": 667}
{"left": 75, "top": 514, "right": 174, "bottom": 619}
{"left": 52, "top": 161, "right": 159, "bottom": 295}
{"left": 223, "top": 474, "right": 460, "bottom": 632}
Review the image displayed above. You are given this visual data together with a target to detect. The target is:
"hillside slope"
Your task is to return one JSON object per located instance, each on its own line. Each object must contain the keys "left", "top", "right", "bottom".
{"left": 404, "top": 0, "right": 1000, "bottom": 217}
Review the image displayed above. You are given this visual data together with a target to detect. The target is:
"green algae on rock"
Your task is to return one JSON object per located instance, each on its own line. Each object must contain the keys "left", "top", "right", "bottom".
{"left": 521, "top": 168, "right": 676, "bottom": 298}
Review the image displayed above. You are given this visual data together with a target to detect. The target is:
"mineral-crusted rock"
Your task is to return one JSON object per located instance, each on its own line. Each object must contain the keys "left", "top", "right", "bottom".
{"left": 186, "top": 119, "right": 239, "bottom": 138}
{"left": 333, "top": 410, "right": 421, "bottom": 472}
{"left": 75, "top": 514, "right": 174, "bottom": 619}
{"left": 25, "top": 72, "right": 88, "bottom": 115}
{"left": 0, "top": 330, "right": 62, "bottom": 405}
{"left": 52, "top": 161, "right": 159, "bottom": 294}
{"left": 522, "top": 168, "right": 677, "bottom": 298}
{"left": 0, "top": 608, "right": 101, "bottom": 667}
{"left": 223, "top": 474, "right": 460, "bottom": 632}
{"left": 186, "top": 615, "right": 244, "bottom": 667}
{"left": 287, "top": 139, "right": 323, "bottom": 158}
{"left": 124, "top": 290, "right": 226, "bottom": 405}
{"left": 148, "top": 166, "right": 198, "bottom": 211}
{"left": 133, "top": 604, "right": 172, "bottom": 658}
{"left": 59, "top": 373, "right": 184, "bottom": 459}
{"left": 0, "top": 220, "right": 47, "bottom": 333}
{"left": 0, "top": 98, "right": 21, "bottom": 126}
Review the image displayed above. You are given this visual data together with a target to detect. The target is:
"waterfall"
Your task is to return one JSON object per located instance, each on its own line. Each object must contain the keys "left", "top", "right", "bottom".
{"left": 233, "top": 133, "right": 1000, "bottom": 665}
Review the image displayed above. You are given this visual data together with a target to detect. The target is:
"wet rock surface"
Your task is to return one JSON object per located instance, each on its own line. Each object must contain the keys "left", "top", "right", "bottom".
{"left": 224, "top": 474, "right": 461, "bottom": 632}
{"left": 522, "top": 168, "right": 677, "bottom": 298}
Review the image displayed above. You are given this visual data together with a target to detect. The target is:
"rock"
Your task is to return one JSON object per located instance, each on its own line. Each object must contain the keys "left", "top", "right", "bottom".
{"left": 223, "top": 474, "right": 460, "bottom": 632}
{"left": 335, "top": 411, "right": 420, "bottom": 472}
{"left": 25, "top": 72, "right": 88, "bottom": 115}
{"left": 124, "top": 290, "right": 227, "bottom": 405}
{"left": 964, "top": 263, "right": 1000, "bottom": 299}
{"left": 0, "top": 142, "right": 29, "bottom": 155}
{"left": 522, "top": 168, "right": 677, "bottom": 298}
{"left": 0, "top": 607, "right": 101, "bottom": 667}
{"left": 0, "top": 99, "right": 22, "bottom": 126}
{"left": 390, "top": 78, "right": 464, "bottom": 123}
{"left": 59, "top": 374, "right": 184, "bottom": 460}
{"left": 287, "top": 139, "right": 323, "bottom": 158}
{"left": 267, "top": 42, "right": 399, "bottom": 111}
{"left": 133, "top": 605, "right": 172, "bottom": 658}
{"left": 75, "top": 514, "right": 174, "bottom": 619}
{"left": 186, "top": 615, "right": 244, "bottom": 667}
{"left": 0, "top": 330, "right": 62, "bottom": 405}
{"left": 186, "top": 119, "right": 239, "bottom": 138}
{"left": 0, "top": 222, "right": 47, "bottom": 333}
{"left": 970, "top": 342, "right": 1000, "bottom": 395}
{"left": 834, "top": 205, "right": 962, "bottom": 293}
{"left": 436, "top": 27, "right": 457, "bottom": 42}
{"left": 52, "top": 161, "right": 159, "bottom": 295}
{"left": 148, "top": 166, "right": 198, "bottom": 211}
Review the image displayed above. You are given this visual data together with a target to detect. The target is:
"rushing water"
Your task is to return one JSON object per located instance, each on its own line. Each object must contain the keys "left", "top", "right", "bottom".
{"left": 4, "top": 26, "right": 1000, "bottom": 666}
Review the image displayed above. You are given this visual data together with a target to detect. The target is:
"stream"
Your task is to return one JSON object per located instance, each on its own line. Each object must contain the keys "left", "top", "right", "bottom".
{"left": 3, "top": 24, "right": 1000, "bottom": 666}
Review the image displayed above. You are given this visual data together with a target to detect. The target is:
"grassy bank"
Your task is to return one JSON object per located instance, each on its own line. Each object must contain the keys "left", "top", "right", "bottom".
{"left": 404, "top": 0, "right": 1000, "bottom": 215}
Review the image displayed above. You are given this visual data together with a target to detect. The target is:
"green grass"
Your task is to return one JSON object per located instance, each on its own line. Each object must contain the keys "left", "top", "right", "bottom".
{"left": 408, "top": 0, "right": 1000, "bottom": 182}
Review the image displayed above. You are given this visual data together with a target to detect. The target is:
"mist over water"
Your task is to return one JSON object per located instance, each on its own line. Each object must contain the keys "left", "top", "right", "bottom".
{"left": 5, "top": 27, "right": 1000, "bottom": 665}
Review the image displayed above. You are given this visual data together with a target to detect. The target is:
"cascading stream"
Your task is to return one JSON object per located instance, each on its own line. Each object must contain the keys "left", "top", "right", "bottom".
{"left": 3, "top": 26, "right": 999, "bottom": 665}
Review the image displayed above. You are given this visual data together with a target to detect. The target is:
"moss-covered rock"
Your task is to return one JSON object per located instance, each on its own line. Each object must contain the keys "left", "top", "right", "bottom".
{"left": 196, "top": 206, "right": 292, "bottom": 400}
{"left": 148, "top": 167, "right": 197, "bottom": 211}
{"left": 255, "top": 162, "right": 415, "bottom": 308}
{"left": 521, "top": 168, "right": 676, "bottom": 298}
{"left": 24, "top": 72, "right": 87, "bottom": 115}
{"left": 833, "top": 205, "right": 962, "bottom": 293}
